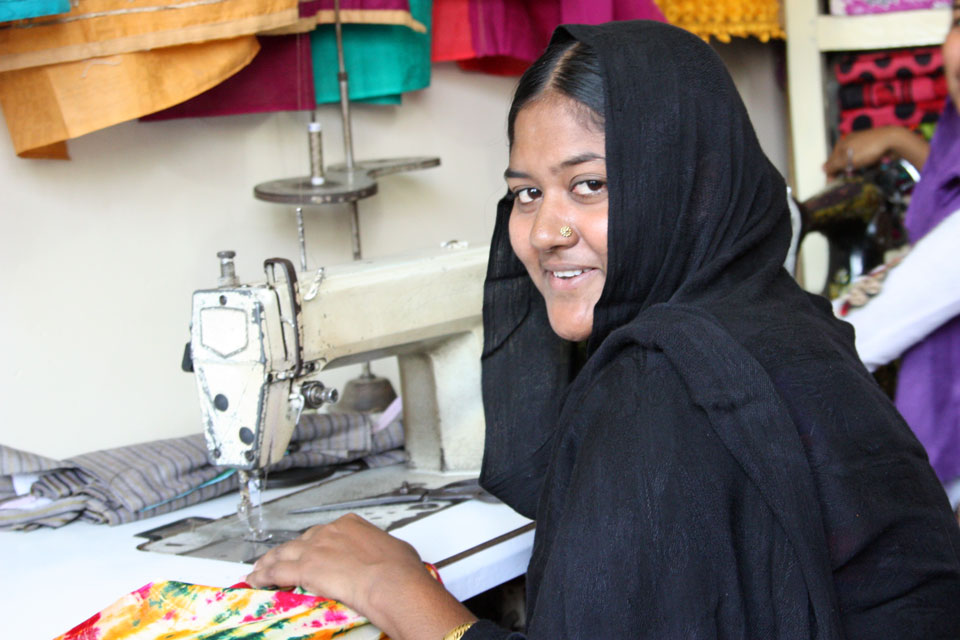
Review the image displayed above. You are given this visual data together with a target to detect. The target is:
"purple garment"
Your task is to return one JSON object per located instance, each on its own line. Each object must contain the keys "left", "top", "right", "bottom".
{"left": 468, "top": 1, "right": 665, "bottom": 63}
{"left": 895, "top": 98, "right": 960, "bottom": 484}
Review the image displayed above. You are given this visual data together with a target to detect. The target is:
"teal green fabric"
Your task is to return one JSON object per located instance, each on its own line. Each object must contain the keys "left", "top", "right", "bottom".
{"left": 310, "top": 0, "right": 431, "bottom": 105}
{"left": 0, "top": 0, "right": 69, "bottom": 20}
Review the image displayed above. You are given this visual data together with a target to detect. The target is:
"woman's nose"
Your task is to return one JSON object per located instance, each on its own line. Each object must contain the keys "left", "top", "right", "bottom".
{"left": 530, "top": 195, "right": 576, "bottom": 250}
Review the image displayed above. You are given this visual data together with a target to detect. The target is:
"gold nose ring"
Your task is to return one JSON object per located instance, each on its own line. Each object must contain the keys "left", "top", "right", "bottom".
{"left": 559, "top": 225, "right": 572, "bottom": 238}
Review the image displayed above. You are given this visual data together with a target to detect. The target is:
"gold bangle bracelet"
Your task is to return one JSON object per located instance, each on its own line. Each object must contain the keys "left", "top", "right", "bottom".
{"left": 442, "top": 621, "right": 475, "bottom": 640}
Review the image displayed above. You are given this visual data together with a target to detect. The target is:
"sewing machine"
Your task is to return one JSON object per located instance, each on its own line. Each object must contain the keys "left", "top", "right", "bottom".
{"left": 144, "top": 243, "right": 506, "bottom": 563}
{"left": 189, "top": 244, "right": 488, "bottom": 475}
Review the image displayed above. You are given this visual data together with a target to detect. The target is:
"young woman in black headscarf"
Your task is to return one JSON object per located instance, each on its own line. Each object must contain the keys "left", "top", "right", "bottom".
{"left": 247, "top": 21, "right": 960, "bottom": 640}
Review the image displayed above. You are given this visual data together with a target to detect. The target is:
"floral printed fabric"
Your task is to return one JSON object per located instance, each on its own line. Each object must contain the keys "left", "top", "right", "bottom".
{"left": 54, "top": 580, "right": 371, "bottom": 639}
{"left": 54, "top": 565, "right": 441, "bottom": 639}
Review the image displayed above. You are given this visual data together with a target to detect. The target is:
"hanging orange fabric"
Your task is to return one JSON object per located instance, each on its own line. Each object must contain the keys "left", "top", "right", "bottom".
{"left": 0, "top": 0, "right": 297, "bottom": 72}
{"left": 0, "top": 37, "right": 259, "bottom": 158}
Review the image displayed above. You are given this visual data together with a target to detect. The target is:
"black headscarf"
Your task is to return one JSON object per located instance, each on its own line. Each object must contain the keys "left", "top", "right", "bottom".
{"left": 477, "top": 20, "right": 960, "bottom": 640}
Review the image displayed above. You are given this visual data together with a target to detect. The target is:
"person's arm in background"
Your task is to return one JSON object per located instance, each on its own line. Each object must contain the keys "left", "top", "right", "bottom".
{"left": 823, "top": 126, "right": 931, "bottom": 178}
{"left": 837, "top": 210, "right": 960, "bottom": 371}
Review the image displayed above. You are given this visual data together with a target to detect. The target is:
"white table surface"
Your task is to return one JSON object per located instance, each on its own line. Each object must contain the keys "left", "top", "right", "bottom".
{"left": 0, "top": 483, "right": 533, "bottom": 639}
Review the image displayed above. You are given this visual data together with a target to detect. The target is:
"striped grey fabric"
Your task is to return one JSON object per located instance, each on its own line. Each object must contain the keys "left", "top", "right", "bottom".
{"left": 0, "top": 411, "right": 404, "bottom": 531}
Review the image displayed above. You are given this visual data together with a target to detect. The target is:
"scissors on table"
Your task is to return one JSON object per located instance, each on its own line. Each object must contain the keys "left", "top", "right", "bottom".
{"left": 288, "top": 478, "right": 493, "bottom": 515}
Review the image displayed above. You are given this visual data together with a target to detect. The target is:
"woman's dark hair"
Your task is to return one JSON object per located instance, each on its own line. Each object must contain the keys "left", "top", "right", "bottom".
{"left": 507, "top": 40, "right": 605, "bottom": 147}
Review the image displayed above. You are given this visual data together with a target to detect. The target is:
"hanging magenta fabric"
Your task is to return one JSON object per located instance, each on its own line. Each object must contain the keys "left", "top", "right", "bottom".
{"left": 448, "top": 0, "right": 665, "bottom": 76}
{"left": 142, "top": 34, "right": 316, "bottom": 120}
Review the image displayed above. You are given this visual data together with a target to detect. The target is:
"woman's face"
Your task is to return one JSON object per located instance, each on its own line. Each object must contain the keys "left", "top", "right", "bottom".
{"left": 946, "top": 1, "right": 960, "bottom": 113}
{"left": 506, "top": 95, "right": 608, "bottom": 342}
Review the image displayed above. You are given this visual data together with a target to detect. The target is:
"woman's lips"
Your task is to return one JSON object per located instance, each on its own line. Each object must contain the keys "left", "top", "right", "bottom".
{"left": 544, "top": 267, "right": 598, "bottom": 290}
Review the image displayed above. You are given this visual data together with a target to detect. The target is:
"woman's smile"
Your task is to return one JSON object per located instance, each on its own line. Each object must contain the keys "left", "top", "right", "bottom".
{"left": 543, "top": 264, "right": 599, "bottom": 289}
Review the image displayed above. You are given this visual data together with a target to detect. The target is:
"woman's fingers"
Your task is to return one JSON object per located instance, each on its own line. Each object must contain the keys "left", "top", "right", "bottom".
{"left": 246, "top": 558, "right": 309, "bottom": 590}
{"left": 243, "top": 513, "right": 424, "bottom": 609}
{"left": 823, "top": 128, "right": 899, "bottom": 177}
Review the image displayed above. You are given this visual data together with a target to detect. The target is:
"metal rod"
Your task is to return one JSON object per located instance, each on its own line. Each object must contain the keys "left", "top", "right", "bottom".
{"left": 308, "top": 118, "right": 325, "bottom": 186}
{"left": 335, "top": 0, "right": 372, "bottom": 384}
{"left": 296, "top": 207, "right": 308, "bottom": 272}
{"left": 334, "top": 0, "right": 355, "bottom": 171}
{"left": 348, "top": 201, "right": 362, "bottom": 260}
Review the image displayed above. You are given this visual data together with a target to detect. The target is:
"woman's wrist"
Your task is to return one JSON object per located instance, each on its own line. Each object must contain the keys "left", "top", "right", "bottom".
{"left": 888, "top": 126, "right": 931, "bottom": 170}
{"left": 364, "top": 565, "right": 477, "bottom": 640}
{"left": 442, "top": 621, "right": 476, "bottom": 640}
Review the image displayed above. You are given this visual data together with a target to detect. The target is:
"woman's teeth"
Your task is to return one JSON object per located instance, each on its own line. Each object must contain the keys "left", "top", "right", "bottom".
{"left": 552, "top": 269, "right": 585, "bottom": 279}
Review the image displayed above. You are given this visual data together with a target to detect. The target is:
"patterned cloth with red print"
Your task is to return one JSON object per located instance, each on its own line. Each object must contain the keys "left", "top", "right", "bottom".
{"left": 835, "top": 47, "right": 947, "bottom": 135}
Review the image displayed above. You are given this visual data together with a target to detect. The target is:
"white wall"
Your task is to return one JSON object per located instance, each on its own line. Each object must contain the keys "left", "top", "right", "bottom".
{"left": 0, "top": 43, "right": 789, "bottom": 460}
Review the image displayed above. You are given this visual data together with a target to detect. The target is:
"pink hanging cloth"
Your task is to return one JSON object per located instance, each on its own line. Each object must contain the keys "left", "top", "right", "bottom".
{"left": 435, "top": 0, "right": 666, "bottom": 75}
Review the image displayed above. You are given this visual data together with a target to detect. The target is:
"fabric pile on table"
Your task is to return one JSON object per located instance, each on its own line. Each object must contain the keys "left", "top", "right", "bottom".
{"left": 0, "top": 410, "right": 405, "bottom": 530}
{"left": 54, "top": 564, "right": 441, "bottom": 639}
{"left": 834, "top": 47, "right": 947, "bottom": 137}
{"left": 54, "top": 580, "right": 372, "bottom": 640}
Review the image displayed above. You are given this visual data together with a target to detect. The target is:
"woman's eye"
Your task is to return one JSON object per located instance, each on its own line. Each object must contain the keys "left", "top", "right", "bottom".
{"left": 571, "top": 179, "right": 607, "bottom": 197}
{"left": 515, "top": 187, "right": 541, "bottom": 204}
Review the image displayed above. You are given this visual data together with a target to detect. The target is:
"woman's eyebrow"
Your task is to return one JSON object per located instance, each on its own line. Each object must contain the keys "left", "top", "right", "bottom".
{"left": 504, "top": 153, "right": 605, "bottom": 180}
{"left": 556, "top": 152, "right": 605, "bottom": 171}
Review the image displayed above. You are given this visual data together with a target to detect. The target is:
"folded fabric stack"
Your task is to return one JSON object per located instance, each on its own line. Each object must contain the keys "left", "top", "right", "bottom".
{"left": 0, "top": 0, "right": 431, "bottom": 158}
{"left": 829, "top": 0, "right": 950, "bottom": 15}
{"left": 0, "top": 410, "right": 405, "bottom": 531}
{"left": 834, "top": 47, "right": 947, "bottom": 137}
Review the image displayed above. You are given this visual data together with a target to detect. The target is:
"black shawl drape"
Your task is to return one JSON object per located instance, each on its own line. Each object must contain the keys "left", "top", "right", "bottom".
{"left": 473, "top": 20, "right": 960, "bottom": 640}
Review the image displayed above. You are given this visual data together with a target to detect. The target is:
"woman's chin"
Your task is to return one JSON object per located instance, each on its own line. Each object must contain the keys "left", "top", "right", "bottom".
{"left": 548, "top": 316, "right": 593, "bottom": 342}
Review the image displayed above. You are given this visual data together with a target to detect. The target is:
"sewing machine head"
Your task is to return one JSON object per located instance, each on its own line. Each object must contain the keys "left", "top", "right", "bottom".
{"left": 186, "top": 246, "right": 488, "bottom": 474}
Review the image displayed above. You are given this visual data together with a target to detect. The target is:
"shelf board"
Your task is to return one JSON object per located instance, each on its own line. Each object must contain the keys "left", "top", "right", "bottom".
{"left": 816, "top": 8, "right": 950, "bottom": 51}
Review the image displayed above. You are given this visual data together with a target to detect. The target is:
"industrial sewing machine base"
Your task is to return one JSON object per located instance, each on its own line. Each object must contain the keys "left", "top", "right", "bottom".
{"left": 136, "top": 465, "right": 506, "bottom": 564}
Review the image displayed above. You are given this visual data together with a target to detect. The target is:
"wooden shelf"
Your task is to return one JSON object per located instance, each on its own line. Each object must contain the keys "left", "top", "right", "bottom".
{"left": 817, "top": 8, "right": 950, "bottom": 52}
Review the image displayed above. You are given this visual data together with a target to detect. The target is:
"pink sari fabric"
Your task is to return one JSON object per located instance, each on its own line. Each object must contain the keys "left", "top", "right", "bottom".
{"left": 444, "top": 0, "right": 665, "bottom": 75}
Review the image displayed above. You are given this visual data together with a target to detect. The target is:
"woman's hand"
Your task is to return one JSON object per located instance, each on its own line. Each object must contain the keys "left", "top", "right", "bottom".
{"left": 246, "top": 513, "right": 424, "bottom": 608}
{"left": 245, "top": 513, "right": 476, "bottom": 640}
{"left": 823, "top": 126, "right": 930, "bottom": 178}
